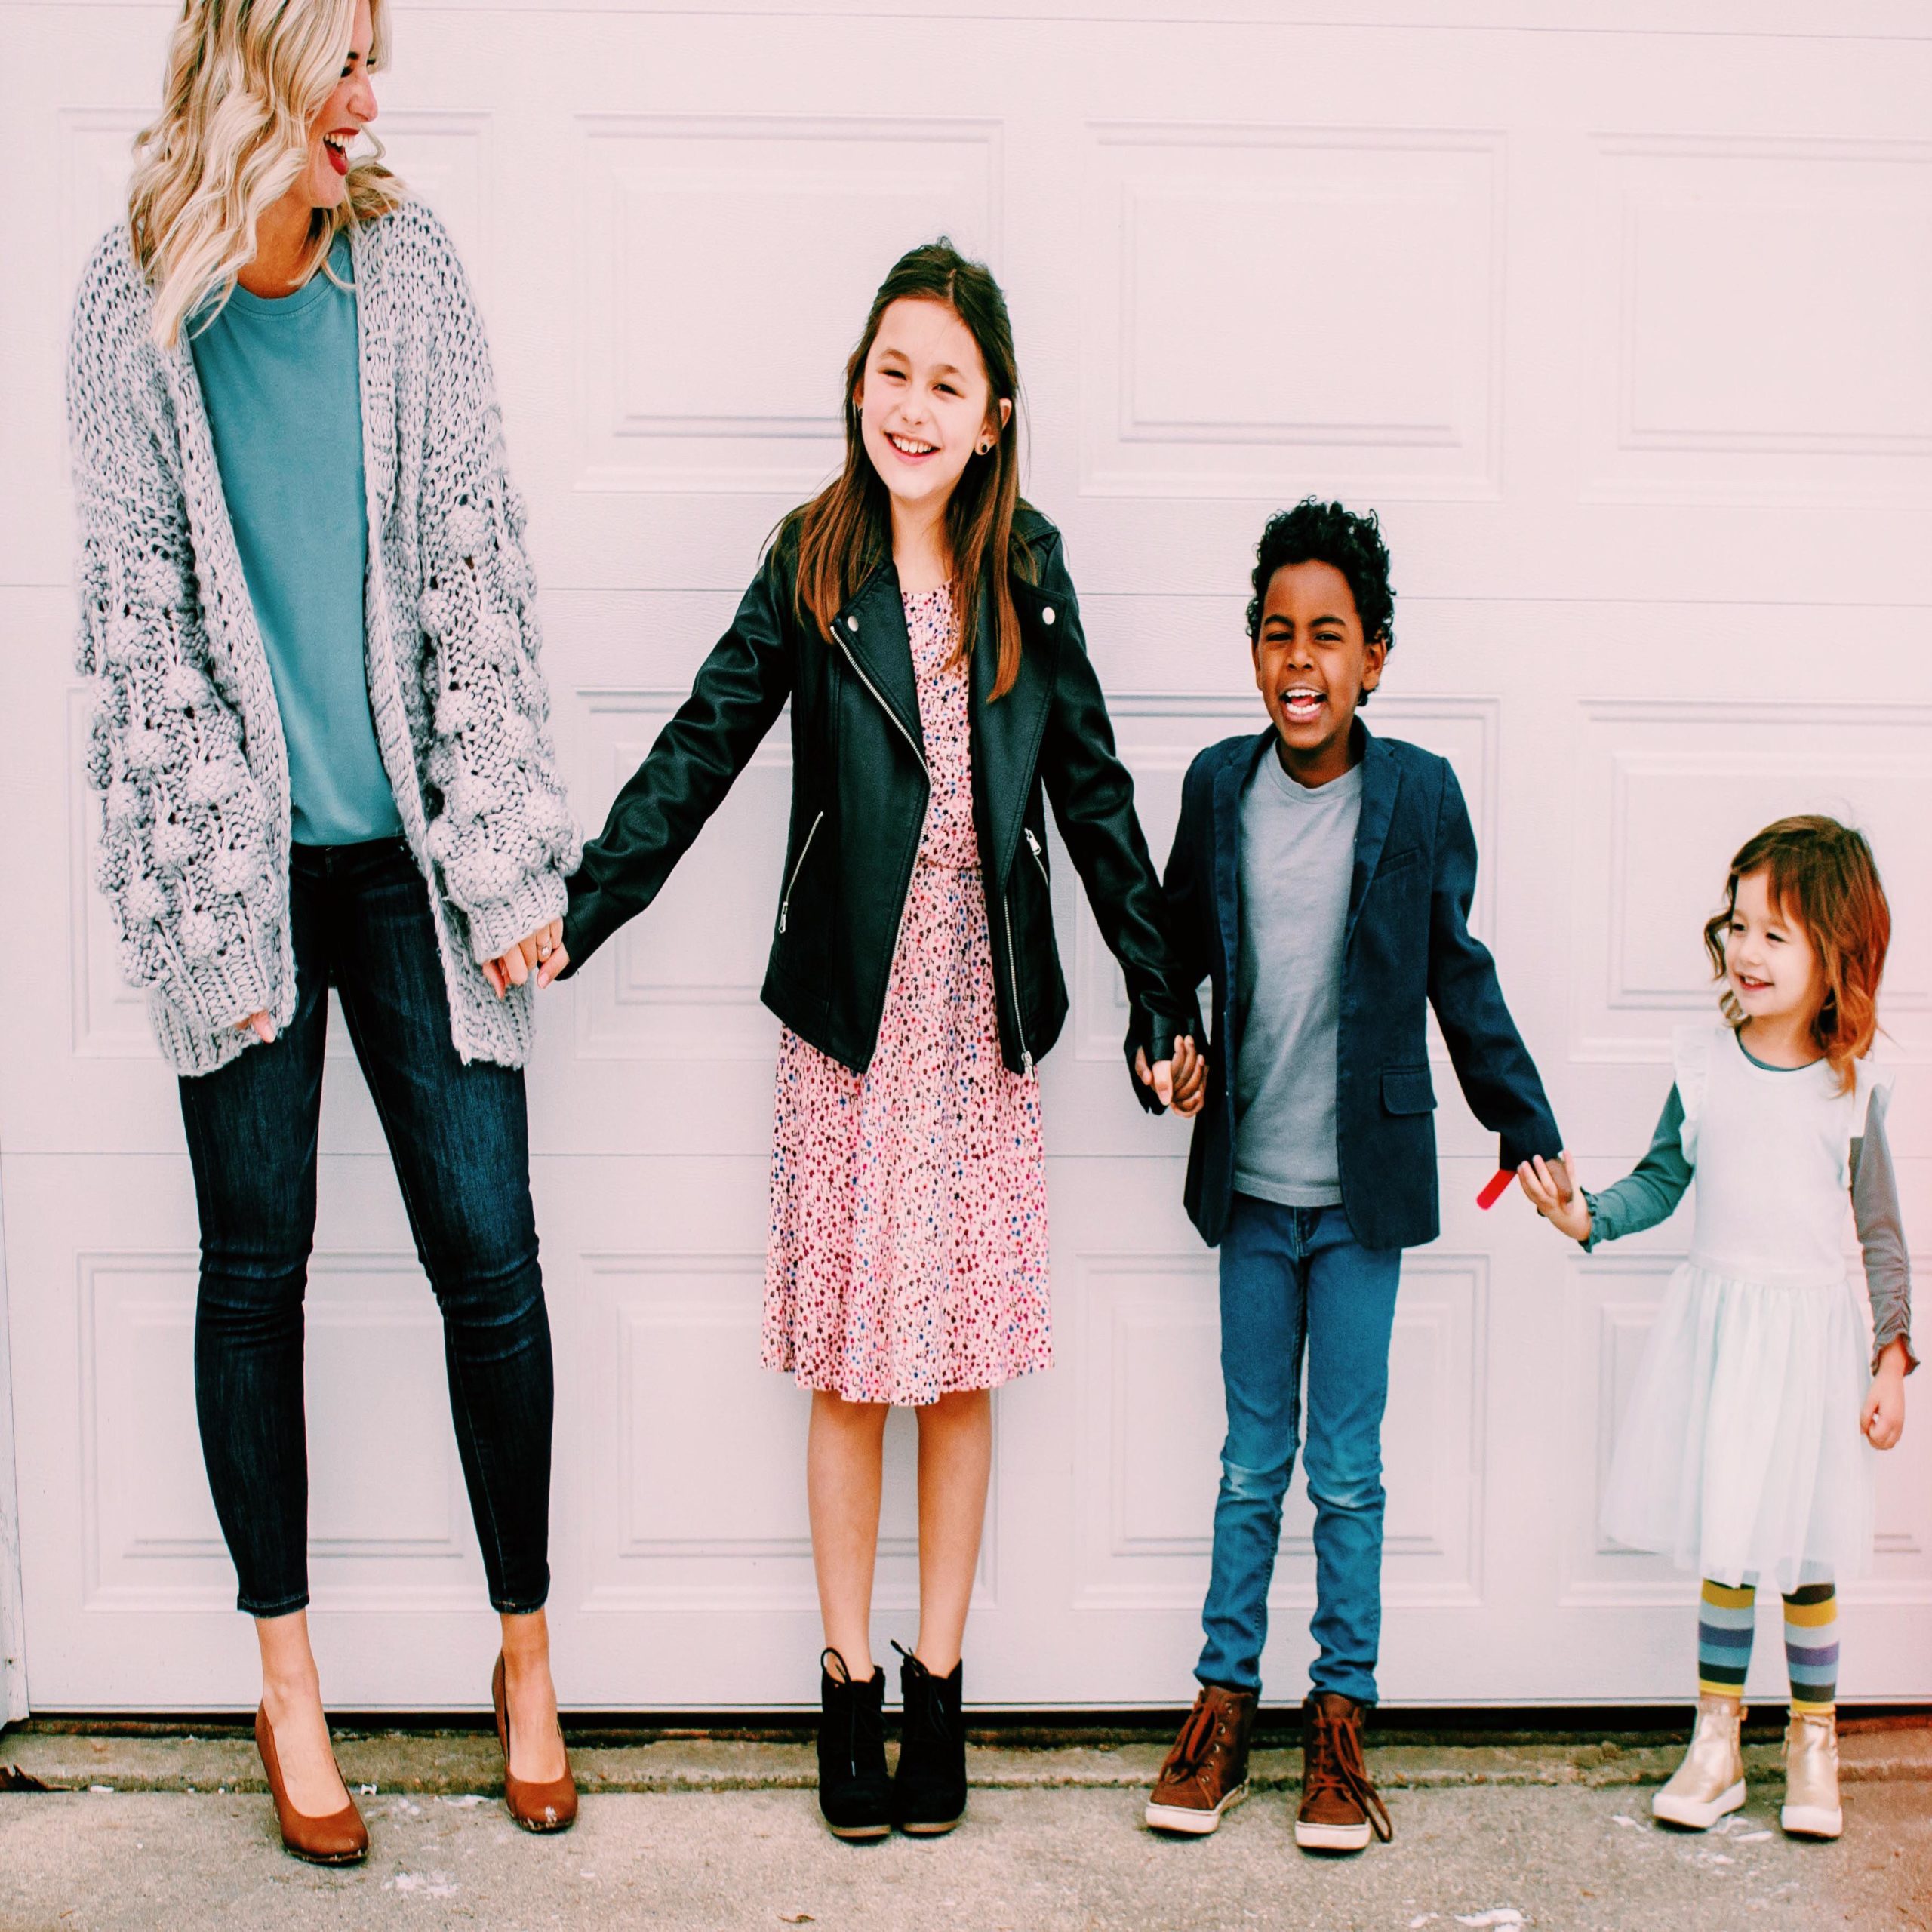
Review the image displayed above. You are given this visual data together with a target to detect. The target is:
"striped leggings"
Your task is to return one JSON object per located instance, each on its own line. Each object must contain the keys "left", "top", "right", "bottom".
{"left": 1697, "top": 1575, "right": 1838, "bottom": 1712}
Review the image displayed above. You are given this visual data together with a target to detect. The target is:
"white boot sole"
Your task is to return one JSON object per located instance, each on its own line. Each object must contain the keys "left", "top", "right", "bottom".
{"left": 1652, "top": 1779, "right": 1746, "bottom": 1830}
{"left": 1294, "top": 1817, "right": 1373, "bottom": 1853}
{"left": 1780, "top": 1803, "right": 1842, "bottom": 1839}
{"left": 1144, "top": 1784, "right": 1247, "bottom": 1835}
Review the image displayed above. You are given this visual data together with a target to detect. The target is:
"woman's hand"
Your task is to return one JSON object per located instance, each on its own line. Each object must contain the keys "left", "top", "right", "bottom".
{"left": 235, "top": 1010, "right": 275, "bottom": 1044}
{"left": 1863, "top": 1340, "right": 1909, "bottom": 1450}
{"left": 1518, "top": 1151, "right": 1592, "bottom": 1242}
{"left": 482, "top": 919, "right": 565, "bottom": 999}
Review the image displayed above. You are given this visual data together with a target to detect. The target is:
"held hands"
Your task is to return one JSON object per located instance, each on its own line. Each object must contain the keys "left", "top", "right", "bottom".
{"left": 482, "top": 919, "right": 566, "bottom": 999}
{"left": 1136, "top": 1033, "right": 1208, "bottom": 1116}
{"left": 1863, "top": 1339, "right": 1909, "bottom": 1451}
{"left": 1517, "top": 1151, "right": 1589, "bottom": 1241}
{"left": 232, "top": 920, "right": 568, "bottom": 1034}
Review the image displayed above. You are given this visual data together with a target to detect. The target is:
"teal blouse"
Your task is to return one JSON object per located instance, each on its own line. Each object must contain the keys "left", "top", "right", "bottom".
{"left": 190, "top": 235, "right": 401, "bottom": 846}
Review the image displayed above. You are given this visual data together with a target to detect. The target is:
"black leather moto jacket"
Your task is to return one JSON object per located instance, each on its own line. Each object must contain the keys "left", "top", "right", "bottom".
{"left": 561, "top": 506, "right": 1198, "bottom": 1109}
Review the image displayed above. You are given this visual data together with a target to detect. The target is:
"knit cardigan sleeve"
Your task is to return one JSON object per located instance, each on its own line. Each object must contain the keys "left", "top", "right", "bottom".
{"left": 66, "top": 233, "right": 285, "bottom": 1054}
{"left": 408, "top": 214, "right": 580, "bottom": 961}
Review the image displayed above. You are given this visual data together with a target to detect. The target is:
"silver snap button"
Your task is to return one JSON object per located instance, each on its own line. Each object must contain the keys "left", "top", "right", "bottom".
{"left": 1041, "top": 605, "right": 1056, "bottom": 625}
{"left": 847, "top": 615, "right": 859, "bottom": 632}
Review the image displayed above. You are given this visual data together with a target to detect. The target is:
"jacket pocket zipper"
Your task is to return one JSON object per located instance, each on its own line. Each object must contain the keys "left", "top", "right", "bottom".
{"left": 777, "top": 810, "right": 824, "bottom": 935}
{"left": 1024, "top": 826, "right": 1050, "bottom": 888}
{"left": 835, "top": 626, "right": 929, "bottom": 1006}
{"left": 1002, "top": 890, "right": 1032, "bottom": 1077}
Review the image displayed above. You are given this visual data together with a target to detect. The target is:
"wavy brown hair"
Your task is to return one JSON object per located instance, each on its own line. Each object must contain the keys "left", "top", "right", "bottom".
{"left": 786, "top": 238, "right": 1030, "bottom": 699}
{"left": 1701, "top": 814, "right": 1889, "bottom": 1093}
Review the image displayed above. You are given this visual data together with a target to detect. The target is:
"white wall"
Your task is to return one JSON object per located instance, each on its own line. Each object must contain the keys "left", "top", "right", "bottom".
{"left": 2, "top": 0, "right": 1928, "bottom": 1710}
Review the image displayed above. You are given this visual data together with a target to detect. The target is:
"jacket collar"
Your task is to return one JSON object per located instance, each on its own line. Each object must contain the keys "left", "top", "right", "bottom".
{"left": 1344, "top": 721, "right": 1400, "bottom": 952}
{"left": 832, "top": 561, "right": 1057, "bottom": 888}
{"left": 1210, "top": 730, "right": 1272, "bottom": 980}
{"left": 1211, "top": 718, "right": 1401, "bottom": 961}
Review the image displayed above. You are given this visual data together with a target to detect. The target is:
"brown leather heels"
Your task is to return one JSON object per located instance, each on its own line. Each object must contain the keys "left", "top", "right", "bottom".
{"left": 254, "top": 1704, "right": 369, "bottom": 1865}
{"left": 491, "top": 1653, "right": 578, "bottom": 1832}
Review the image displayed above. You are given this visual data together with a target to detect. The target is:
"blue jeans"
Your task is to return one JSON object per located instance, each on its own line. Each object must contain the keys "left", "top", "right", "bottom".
{"left": 1195, "top": 1195, "right": 1402, "bottom": 1706}
{"left": 179, "top": 838, "right": 553, "bottom": 1617}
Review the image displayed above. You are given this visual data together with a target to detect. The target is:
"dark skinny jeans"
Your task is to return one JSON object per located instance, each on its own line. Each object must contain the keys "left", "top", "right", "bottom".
{"left": 179, "top": 838, "right": 552, "bottom": 1617}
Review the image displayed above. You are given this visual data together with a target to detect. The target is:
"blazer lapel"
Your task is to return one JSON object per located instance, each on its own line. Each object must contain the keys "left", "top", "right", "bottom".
{"left": 1343, "top": 724, "right": 1400, "bottom": 954}
{"left": 974, "top": 573, "right": 1055, "bottom": 887}
{"left": 1213, "top": 730, "right": 1272, "bottom": 993}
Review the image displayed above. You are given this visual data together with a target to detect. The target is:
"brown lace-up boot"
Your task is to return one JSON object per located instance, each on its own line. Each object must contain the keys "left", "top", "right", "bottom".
{"left": 1144, "top": 1684, "right": 1259, "bottom": 1835}
{"left": 1294, "top": 1690, "right": 1392, "bottom": 1853}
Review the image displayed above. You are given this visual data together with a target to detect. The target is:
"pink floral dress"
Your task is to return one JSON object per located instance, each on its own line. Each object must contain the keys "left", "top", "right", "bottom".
{"left": 761, "top": 585, "right": 1052, "bottom": 1405}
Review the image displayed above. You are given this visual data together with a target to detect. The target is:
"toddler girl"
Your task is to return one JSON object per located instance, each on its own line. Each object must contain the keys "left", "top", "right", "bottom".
{"left": 1520, "top": 815, "right": 1912, "bottom": 1840}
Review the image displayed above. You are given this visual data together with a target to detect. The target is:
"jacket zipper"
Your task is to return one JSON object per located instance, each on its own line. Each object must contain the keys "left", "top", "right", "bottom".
{"left": 777, "top": 809, "right": 823, "bottom": 935}
{"left": 835, "top": 629, "right": 929, "bottom": 780}
{"left": 835, "top": 623, "right": 928, "bottom": 1035}
{"left": 837, "top": 619, "right": 1033, "bottom": 1078}
{"left": 1010, "top": 829, "right": 1049, "bottom": 1076}
{"left": 1002, "top": 891, "right": 1032, "bottom": 1077}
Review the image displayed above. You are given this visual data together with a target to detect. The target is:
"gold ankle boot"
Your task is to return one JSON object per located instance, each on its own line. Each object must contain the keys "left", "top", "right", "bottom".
{"left": 1652, "top": 1694, "right": 1746, "bottom": 1829}
{"left": 1780, "top": 1708, "right": 1842, "bottom": 1838}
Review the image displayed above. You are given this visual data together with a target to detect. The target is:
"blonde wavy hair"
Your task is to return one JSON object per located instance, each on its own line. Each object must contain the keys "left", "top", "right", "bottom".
{"left": 129, "top": 0, "right": 405, "bottom": 348}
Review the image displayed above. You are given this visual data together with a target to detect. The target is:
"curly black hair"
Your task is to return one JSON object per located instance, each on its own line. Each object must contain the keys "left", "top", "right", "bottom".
{"left": 1246, "top": 500, "right": 1396, "bottom": 698}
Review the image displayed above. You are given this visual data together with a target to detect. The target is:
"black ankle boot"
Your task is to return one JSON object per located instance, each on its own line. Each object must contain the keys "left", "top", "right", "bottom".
{"left": 891, "top": 1641, "right": 967, "bottom": 1834}
{"left": 817, "top": 1649, "right": 891, "bottom": 1840}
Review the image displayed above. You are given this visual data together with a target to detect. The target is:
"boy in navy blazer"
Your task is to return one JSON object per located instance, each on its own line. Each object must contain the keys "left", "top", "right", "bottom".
{"left": 1143, "top": 501, "right": 1566, "bottom": 1855}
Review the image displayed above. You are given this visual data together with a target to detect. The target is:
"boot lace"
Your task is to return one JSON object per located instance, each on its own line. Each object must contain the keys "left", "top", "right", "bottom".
{"left": 821, "top": 1647, "right": 883, "bottom": 1777}
{"left": 891, "top": 1640, "right": 956, "bottom": 1746}
{"left": 1160, "top": 1693, "right": 1222, "bottom": 1781}
{"left": 1306, "top": 1706, "right": 1393, "bottom": 1843}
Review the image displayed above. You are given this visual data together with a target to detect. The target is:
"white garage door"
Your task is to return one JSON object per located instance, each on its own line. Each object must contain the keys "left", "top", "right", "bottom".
{"left": 3, "top": 0, "right": 1929, "bottom": 1712}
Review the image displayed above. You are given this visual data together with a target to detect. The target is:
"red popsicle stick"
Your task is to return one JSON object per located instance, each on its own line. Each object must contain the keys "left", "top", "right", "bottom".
{"left": 1475, "top": 1168, "right": 1514, "bottom": 1211}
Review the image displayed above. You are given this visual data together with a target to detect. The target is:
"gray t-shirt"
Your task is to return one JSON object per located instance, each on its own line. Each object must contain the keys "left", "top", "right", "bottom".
{"left": 1232, "top": 753, "right": 1363, "bottom": 1208}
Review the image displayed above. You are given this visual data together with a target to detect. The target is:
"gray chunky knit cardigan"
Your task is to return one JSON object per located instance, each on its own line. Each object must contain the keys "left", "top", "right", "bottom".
{"left": 66, "top": 200, "right": 580, "bottom": 1075}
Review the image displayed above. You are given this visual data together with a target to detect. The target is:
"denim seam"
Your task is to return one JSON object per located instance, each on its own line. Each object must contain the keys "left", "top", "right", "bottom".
{"left": 333, "top": 977, "right": 521, "bottom": 1607}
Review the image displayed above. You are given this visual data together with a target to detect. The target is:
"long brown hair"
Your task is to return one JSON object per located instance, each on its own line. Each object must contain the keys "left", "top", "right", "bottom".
{"left": 1701, "top": 814, "right": 1890, "bottom": 1093}
{"left": 787, "top": 238, "right": 1030, "bottom": 699}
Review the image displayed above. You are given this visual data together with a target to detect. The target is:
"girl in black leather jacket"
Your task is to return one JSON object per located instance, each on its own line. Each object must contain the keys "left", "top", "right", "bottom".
{"left": 549, "top": 238, "right": 1201, "bottom": 1838}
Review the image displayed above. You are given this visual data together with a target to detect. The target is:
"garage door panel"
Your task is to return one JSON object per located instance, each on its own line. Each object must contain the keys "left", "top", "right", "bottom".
{"left": 6, "top": 2, "right": 1930, "bottom": 1711}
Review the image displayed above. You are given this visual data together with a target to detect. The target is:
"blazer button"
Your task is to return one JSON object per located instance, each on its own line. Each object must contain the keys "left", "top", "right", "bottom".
{"left": 1041, "top": 605, "right": 1056, "bottom": 625}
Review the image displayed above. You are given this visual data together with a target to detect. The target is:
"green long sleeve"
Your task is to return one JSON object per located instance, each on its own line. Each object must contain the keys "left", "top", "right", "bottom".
{"left": 1581, "top": 1088, "right": 1693, "bottom": 1249}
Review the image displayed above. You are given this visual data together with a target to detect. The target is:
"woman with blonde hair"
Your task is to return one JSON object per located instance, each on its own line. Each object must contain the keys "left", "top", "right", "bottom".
{"left": 66, "top": 0, "right": 579, "bottom": 1859}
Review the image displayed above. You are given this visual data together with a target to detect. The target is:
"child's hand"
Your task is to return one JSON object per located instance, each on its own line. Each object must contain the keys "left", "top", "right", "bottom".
{"left": 1863, "top": 1340, "right": 1909, "bottom": 1450}
{"left": 1134, "top": 1035, "right": 1203, "bottom": 1112}
{"left": 1169, "top": 1035, "right": 1208, "bottom": 1117}
{"left": 1518, "top": 1151, "right": 1592, "bottom": 1243}
{"left": 483, "top": 919, "right": 565, "bottom": 999}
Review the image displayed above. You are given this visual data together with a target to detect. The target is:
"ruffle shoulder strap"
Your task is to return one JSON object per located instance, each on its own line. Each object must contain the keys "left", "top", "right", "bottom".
{"left": 1850, "top": 1055, "right": 1895, "bottom": 1139}
{"left": 1670, "top": 1023, "right": 1722, "bottom": 1164}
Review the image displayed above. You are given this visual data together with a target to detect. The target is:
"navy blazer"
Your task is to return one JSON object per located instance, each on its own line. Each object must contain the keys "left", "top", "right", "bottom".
{"left": 1164, "top": 721, "right": 1561, "bottom": 1252}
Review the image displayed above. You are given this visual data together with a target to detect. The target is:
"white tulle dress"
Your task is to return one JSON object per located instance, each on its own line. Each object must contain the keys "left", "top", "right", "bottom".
{"left": 1600, "top": 1025, "right": 1881, "bottom": 1592}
